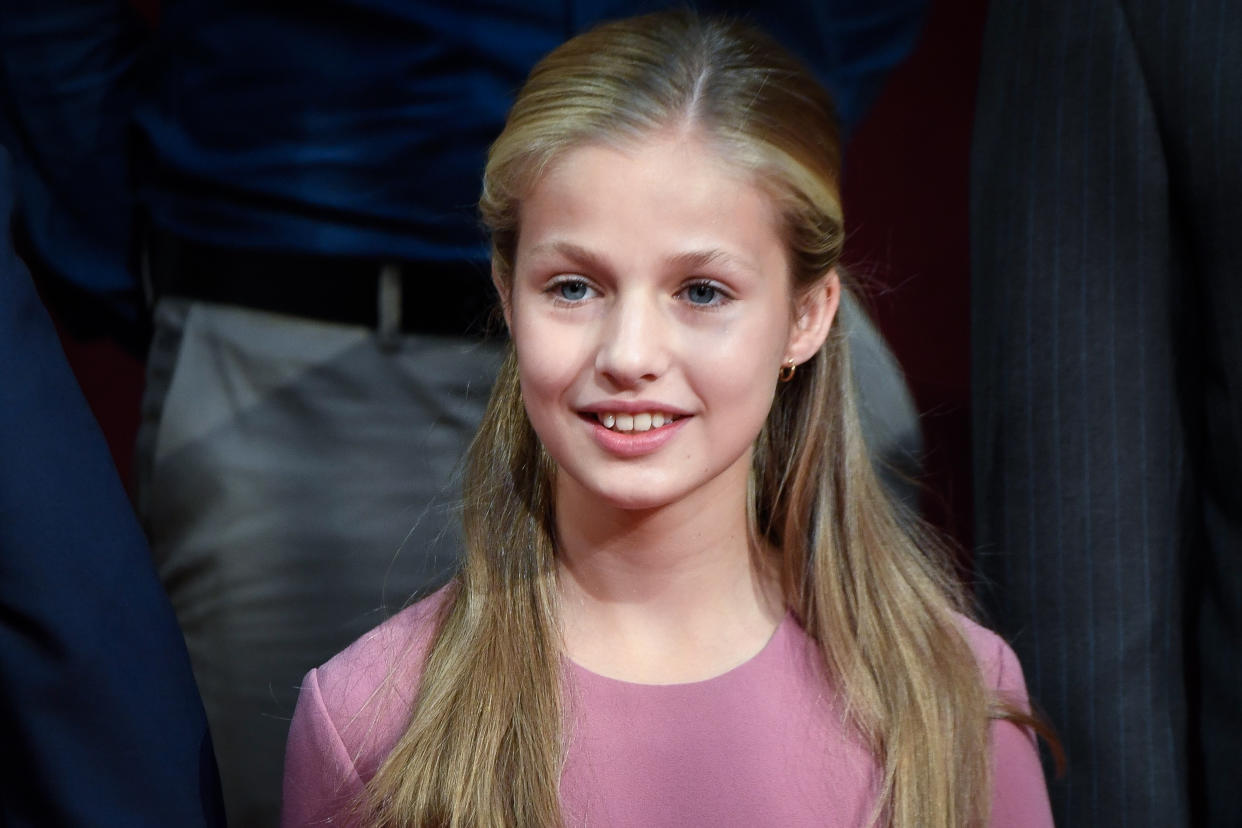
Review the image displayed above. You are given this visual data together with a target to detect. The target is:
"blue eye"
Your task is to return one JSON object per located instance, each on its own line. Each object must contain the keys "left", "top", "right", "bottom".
{"left": 684, "top": 282, "right": 721, "bottom": 305}
{"left": 554, "top": 279, "right": 592, "bottom": 302}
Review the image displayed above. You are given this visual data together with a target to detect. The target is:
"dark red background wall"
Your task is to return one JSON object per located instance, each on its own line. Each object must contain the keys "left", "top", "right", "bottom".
{"left": 843, "top": 0, "right": 988, "bottom": 551}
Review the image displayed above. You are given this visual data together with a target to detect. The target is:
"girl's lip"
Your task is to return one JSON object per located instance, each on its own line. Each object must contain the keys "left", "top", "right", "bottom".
{"left": 584, "top": 413, "right": 690, "bottom": 458}
{"left": 577, "top": 400, "right": 693, "bottom": 416}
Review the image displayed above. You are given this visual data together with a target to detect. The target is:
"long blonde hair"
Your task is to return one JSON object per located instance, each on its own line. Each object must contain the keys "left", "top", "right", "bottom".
{"left": 367, "top": 11, "right": 1031, "bottom": 826}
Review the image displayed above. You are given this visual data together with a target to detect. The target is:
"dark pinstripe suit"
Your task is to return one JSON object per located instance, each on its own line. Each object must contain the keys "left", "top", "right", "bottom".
{"left": 971, "top": 1, "right": 1241, "bottom": 825}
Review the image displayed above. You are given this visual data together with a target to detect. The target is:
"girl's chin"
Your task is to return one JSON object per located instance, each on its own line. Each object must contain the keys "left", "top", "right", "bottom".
{"left": 550, "top": 451, "right": 752, "bottom": 517}
{"left": 555, "top": 474, "right": 685, "bottom": 514}
{"left": 581, "top": 488, "right": 678, "bottom": 513}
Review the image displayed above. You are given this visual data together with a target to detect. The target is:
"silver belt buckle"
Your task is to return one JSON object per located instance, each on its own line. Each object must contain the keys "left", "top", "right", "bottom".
{"left": 377, "top": 263, "right": 402, "bottom": 351}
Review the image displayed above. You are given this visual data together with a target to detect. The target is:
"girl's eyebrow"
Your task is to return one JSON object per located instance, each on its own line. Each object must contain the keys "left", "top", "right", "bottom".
{"left": 524, "top": 240, "right": 613, "bottom": 278}
{"left": 526, "top": 240, "right": 757, "bottom": 277}
{"left": 667, "top": 248, "right": 757, "bottom": 276}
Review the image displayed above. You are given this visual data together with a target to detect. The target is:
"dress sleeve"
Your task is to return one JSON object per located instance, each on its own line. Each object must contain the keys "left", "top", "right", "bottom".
{"left": 987, "top": 638, "right": 1055, "bottom": 827}
{"left": 282, "top": 668, "right": 367, "bottom": 827}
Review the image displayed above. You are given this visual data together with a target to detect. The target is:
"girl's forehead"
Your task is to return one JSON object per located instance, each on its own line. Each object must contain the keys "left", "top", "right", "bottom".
{"left": 527, "top": 134, "right": 776, "bottom": 224}
{"left": 514, "top": 136, "right": 788, "bottom": 277}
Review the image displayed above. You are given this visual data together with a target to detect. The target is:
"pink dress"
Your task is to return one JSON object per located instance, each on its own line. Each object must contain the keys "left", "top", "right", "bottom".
{"left": 282, "top": 589, "right": 1053, "bottom": 826}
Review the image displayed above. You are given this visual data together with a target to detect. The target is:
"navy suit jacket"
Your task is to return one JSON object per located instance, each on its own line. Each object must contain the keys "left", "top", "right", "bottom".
{"left": 0, "top": 146, "right": 224, "bottom": 826}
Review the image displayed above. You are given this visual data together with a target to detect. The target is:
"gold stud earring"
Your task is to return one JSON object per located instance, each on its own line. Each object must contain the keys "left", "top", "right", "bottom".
{"left": 778, "top": 360, "right": 796, "bottom": 383}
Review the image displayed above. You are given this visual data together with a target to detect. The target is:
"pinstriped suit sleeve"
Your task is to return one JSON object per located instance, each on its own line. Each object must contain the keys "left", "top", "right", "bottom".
{"left": 971, "top": 1, "right": 1242, "bottom": 825}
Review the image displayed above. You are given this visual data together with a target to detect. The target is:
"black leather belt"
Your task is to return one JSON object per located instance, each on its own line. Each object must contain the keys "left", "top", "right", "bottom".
{"left": 145, "top": 230, "right": 503, "bottom": 341}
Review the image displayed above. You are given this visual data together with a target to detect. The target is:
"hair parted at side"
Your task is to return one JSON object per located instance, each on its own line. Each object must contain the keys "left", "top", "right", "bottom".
{"left": 364, "top": 10, "right": 1044, "bottom": 827}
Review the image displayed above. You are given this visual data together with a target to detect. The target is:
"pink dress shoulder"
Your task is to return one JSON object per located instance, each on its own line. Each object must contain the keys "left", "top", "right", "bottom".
{"left": 282, "top": 589, "right": 1053, "bottom": 826}
{"left": 281, "top": 588, "right": 450, "bottom": 826}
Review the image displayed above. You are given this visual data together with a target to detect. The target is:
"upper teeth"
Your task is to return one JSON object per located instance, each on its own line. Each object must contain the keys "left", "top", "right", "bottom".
{"left": 597, "top": 412, "right": 676, "bottom": 432}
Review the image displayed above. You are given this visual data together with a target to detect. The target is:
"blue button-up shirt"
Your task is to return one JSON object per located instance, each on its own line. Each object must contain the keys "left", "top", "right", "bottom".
{"left": 0, "top": 0, "right": 927, "bottom": 325}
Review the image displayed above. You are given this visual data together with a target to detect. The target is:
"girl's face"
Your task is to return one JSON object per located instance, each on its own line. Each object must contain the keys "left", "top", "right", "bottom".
{"left": 503, "top": 132, "right": 836, "bottom": 514}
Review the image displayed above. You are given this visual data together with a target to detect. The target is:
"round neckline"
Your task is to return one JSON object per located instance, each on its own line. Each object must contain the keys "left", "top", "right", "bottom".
{"left": 566, "top": 609, "right": 795, "bottom": 689}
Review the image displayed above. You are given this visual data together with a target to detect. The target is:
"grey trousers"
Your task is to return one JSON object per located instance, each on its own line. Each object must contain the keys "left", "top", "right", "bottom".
{"left": 135, "top": 291, "right": 919, "bottom": 827}
{"left": 136, "top": 300, "right": 503, "bottom": 826}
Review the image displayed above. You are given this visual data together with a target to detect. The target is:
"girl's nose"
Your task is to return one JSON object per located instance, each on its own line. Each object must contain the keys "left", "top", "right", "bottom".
{"left": 594, "top": 293, "right": 669, "bottom": 388}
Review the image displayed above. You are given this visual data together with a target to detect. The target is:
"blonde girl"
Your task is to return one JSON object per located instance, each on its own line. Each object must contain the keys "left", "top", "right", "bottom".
{"left": 283, "top": 10, "right": 1053, "bottom": 827}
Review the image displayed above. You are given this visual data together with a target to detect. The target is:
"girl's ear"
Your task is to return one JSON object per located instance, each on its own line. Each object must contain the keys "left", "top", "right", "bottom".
{"left": 784, "top": 268, "right": 840, "bottom": 367}
{"left": 492, "top": 264, "right": 513, "bottom": 329}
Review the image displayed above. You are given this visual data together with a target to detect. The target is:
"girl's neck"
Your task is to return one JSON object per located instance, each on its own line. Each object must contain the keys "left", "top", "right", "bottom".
{"left": 553, "top": 470, "right": 784, "bottom": 683}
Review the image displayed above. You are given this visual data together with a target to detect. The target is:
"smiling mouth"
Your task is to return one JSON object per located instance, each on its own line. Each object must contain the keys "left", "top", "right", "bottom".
{"left": 591, "top": 411, "right": 684, "bottom": 433}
